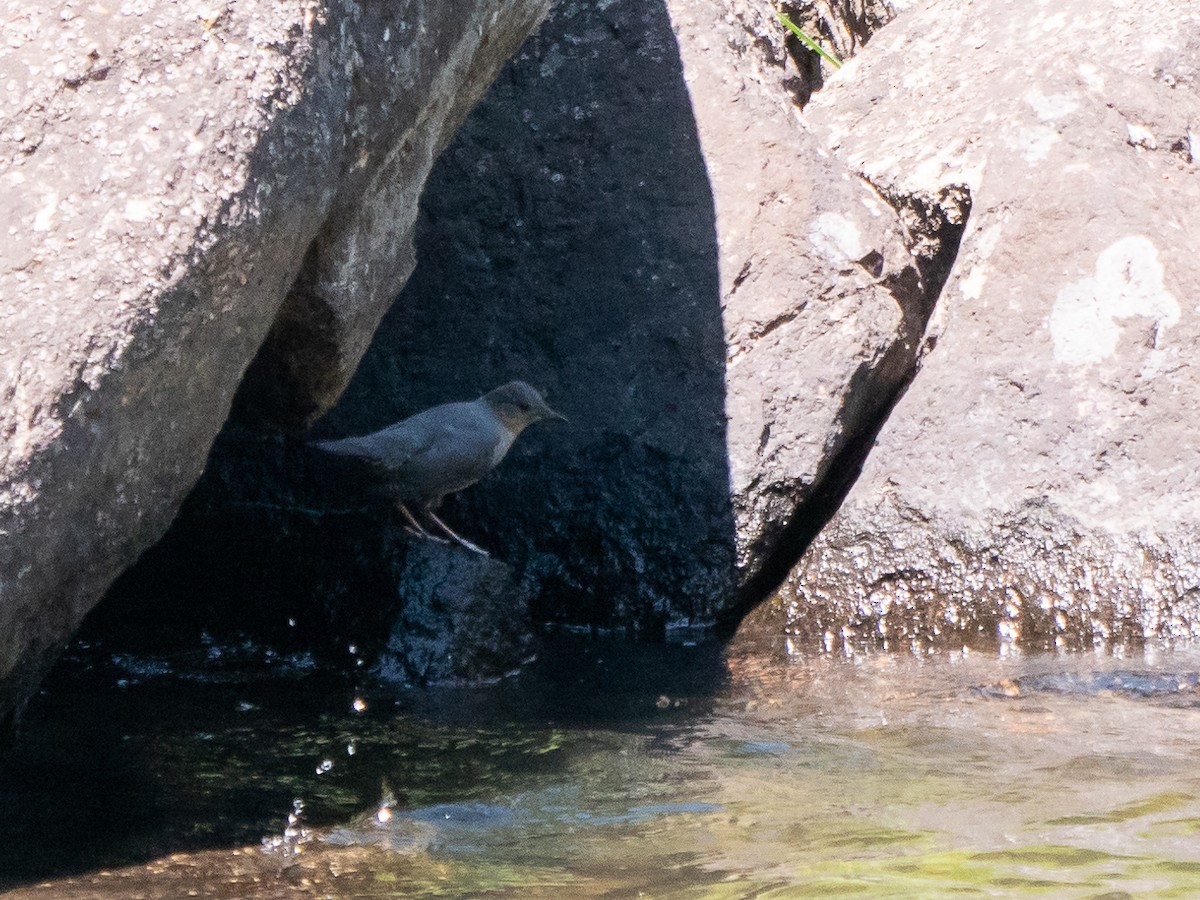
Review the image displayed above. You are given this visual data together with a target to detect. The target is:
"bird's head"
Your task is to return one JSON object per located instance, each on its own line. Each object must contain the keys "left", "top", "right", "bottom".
{"left": 483, "top": 381, "right": 567, "bottom": 433}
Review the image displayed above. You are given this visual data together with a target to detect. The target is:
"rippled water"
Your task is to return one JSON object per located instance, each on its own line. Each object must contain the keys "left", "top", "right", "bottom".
{"left": 4, "top": 634, "right": 1200, "bottom": 897}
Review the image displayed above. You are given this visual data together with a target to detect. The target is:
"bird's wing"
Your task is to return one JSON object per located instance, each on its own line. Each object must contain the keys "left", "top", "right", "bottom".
{"left": 311, "top": 422, "right": 431, "bottom": 465}
{"left": 394, "top": 407, "right": 504, "bottom": 497}
{"left": 310, "top": 402, "right": 503, "bottom": 500}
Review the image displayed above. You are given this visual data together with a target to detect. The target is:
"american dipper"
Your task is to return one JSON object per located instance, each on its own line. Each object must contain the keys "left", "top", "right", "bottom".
{"left": 311, "top": 381, "right": 565, "bottom": 555}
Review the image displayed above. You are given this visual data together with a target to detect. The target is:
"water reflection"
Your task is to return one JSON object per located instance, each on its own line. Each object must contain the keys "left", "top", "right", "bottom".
{"left": 4, "top": 637, "right": 1200, "bottom": 896}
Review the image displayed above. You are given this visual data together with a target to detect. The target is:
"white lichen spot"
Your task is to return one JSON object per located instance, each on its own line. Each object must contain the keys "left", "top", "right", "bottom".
{"left": 1085, "top": 477, "right": 1122, "bottom": 509}
{"left": 960, "top": 263, "right": 987, "bottom": 301}
{"left": 1077, "top": 62, "right": 1105, "bottom": 92}
{"left": 1048, "top": 235, "right": 1180, "bottom": 366}
{"left": 1024, "top": 87, "right": 1079, "bottom": 121}
{"left": 960, "top": 222, "right": 1001, "bottom": 301}
{"left": 1018, "top": 124, "right": 1059, "bottom": 163}
{"left": 809, "top": 212, "right": 864, "bottom": 264}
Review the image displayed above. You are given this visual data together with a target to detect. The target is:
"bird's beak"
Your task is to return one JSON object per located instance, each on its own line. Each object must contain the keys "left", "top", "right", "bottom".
{"left": 548, "top": 409, "right": 568, "bottom": 424}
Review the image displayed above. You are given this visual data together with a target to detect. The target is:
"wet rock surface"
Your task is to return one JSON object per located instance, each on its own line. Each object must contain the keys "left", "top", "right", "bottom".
{"left": 973, "top": 670, "right": 1200, "bottom": 705}
{"left": 376, "top": 542, "right": 536, "bottom": 686}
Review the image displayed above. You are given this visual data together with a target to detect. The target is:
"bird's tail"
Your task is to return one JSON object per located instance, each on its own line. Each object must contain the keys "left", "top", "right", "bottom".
{"left": 308, "top": 437, "right": 356, "bottom": 456}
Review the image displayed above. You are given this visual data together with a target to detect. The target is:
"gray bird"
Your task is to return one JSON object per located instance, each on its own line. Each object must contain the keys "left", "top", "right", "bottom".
{"left": 310, "top": 381, "right": 566, "bottom": 555}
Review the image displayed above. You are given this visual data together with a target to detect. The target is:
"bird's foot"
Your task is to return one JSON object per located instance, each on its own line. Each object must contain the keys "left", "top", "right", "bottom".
{"left": 423, "top": 508, "right": 490, "bottom": 557}
{"left": 396, "top": 502, "right": 447, "bottom": 543}
{"left": 447, "top": 532, "right": 490, "bottom": 557}
{"left": 402, "top": 524, "right": 449, "bottom": 544}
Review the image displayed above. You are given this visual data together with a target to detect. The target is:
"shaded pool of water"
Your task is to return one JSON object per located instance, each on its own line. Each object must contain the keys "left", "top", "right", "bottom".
{"left": 4, "top": 635, "right": 1200, "bottom": 897}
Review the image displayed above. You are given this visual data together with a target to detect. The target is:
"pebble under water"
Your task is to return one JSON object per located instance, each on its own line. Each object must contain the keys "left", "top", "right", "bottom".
{"left": 3, "top": 633, "right": 1200, "bottom": 897}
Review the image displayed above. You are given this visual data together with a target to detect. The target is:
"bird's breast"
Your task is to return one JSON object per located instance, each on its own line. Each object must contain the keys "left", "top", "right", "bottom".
{"left": 490, "top": 428, "right": 516, "bottom": 468}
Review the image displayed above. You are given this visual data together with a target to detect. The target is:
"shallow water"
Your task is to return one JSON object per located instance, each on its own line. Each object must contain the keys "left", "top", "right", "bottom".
{"left": 4, "top": 635, "right": 1200, "bottom": 898}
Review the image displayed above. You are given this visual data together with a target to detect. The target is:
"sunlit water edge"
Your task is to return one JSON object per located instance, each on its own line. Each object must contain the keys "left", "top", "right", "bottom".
{"left": 4, "top": 636, "right": 1200, "bottom": 897}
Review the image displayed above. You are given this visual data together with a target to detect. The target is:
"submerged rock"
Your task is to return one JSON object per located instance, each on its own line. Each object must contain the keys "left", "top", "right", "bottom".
{"left": 974, "top": 671, "right": 1200, "bottom": 705}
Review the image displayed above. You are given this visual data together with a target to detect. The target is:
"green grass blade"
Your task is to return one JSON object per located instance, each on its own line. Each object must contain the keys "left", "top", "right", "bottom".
{"left": 778, "top": 11, "right": 843, "bottom": 69}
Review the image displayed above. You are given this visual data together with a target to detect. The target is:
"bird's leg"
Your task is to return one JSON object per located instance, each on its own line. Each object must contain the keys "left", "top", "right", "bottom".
{"left": 422, "top": 505, "right": 490, "bottom": 557}
{"left": 396, "top": 501, "right": 448, "bottom": 544}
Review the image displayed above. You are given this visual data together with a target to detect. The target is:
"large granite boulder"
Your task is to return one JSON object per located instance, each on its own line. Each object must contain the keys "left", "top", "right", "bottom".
{"left": 0, "top": 0, "right": 551, "bottom": 727}
{"left": 756, "top": 0, "right": 1200, "bottom": 652}
{"left": 665, "top": 0, "right": 955, "bottom": 623}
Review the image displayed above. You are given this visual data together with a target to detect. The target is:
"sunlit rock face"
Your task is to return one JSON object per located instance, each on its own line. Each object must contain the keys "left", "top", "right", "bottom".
{"left": 662, "top": 0, "right": 940, "bottom": 614}
{"left": 0, "top": 0, "right": 552, "bottom": 727}
{"left": 763, "top": 0, "right": 1200, "bottom": 652}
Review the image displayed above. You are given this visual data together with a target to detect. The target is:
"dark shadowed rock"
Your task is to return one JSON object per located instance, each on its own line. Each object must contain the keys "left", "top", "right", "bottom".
{"left": 375, "top": 542, "right": 535, "bottom": 686}
{"left": 323, "top": 0, "right": 939, "bottom": 631}
{"left": 0, "top": 0, "right": 551, "bottom": 727}
{"left": 755, "top": 0, "right": 1200, "bottom": 653}
{"left": 100, "top": 0, "right": 940, "bottom": 661}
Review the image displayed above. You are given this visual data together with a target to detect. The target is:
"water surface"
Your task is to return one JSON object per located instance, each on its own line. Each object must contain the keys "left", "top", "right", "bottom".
{"left": 3, "top": 635, "right": 1200, "bottom": 897}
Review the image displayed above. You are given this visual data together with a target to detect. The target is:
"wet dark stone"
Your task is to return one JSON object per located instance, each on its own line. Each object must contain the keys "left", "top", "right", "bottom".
{"left": 974, "top": 670, "right": 1200, "bottom": 704}
{"left": 375, "top": 542, "right": 537, "bottom": 686}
